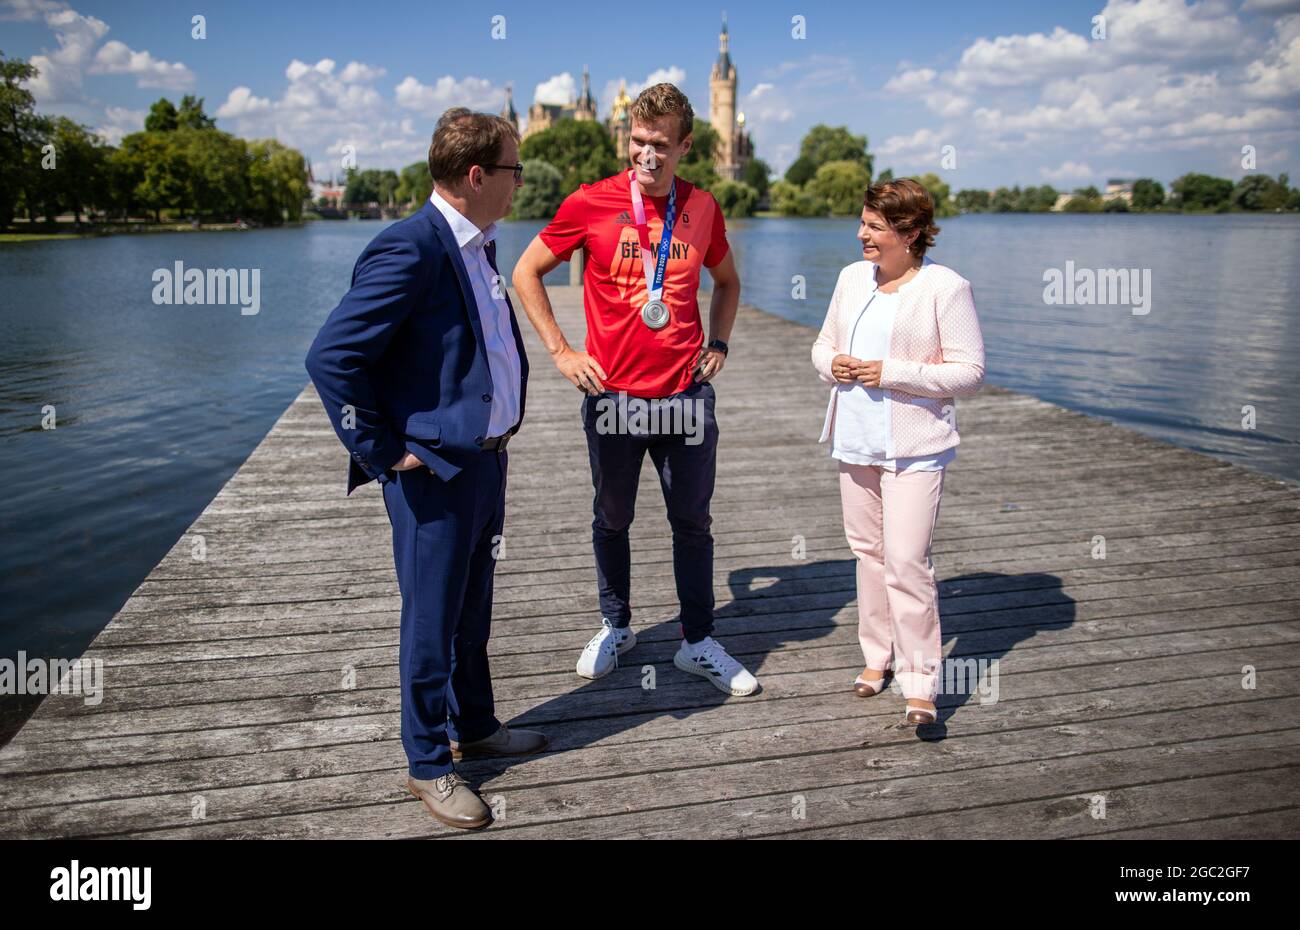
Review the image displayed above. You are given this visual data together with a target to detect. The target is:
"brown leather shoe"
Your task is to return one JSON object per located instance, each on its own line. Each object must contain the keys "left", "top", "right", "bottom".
{"left": 450, "top": 724, "right": 549, "bottom": 761}
{"left": 406, "top": 772, "right": 491, "bottom": 829}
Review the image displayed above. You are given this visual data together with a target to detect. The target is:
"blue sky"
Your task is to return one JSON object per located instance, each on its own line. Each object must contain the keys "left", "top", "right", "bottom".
{"left": 3, "top": 0, "right": 1298, "bottom": 190}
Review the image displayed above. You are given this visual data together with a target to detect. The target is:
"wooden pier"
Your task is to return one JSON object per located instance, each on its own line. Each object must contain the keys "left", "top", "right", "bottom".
{"left": 2, "top": 286, "right": 1298, "bottom": 839}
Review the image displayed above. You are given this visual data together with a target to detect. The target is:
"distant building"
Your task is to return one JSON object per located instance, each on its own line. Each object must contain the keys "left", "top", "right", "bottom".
{"left": 709, "top": 17, "right": 753, "bottom": 181}
{"left": 523, "top": 66, "right": 598, "bottom": 139}
{"left": 307, "top": 165, "right": 345, "bottom": 209}
{"left": 1052, "top": 192, "right": 1074, "bottom": 212}
{"left": 1104, "top": 178, "right": 1134, "bottom": 204}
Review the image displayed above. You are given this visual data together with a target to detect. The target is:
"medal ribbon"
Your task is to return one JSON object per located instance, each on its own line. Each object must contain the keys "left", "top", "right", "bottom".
{"left": 628, "top": 169, "right": 677, "bottom": 305}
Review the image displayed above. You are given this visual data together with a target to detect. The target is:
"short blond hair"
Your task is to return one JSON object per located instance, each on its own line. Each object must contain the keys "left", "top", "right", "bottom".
{"left": 629, "top": 83, "right": 694, "bottom": 143}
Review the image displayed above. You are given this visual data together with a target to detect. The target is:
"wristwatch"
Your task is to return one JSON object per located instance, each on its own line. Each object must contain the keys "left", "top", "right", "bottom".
{"left": 707, "top": 338, "right": 729, "bottom": 356}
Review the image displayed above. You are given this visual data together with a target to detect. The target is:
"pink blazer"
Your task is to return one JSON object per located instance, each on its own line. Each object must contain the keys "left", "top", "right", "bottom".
{"left": 811, "top": 258, "right": 986, "bottom": 458}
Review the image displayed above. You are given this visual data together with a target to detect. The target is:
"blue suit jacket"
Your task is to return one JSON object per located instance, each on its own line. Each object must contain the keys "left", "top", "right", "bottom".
{"left": 305, "top": 201, "right": 530, "bottom": 494}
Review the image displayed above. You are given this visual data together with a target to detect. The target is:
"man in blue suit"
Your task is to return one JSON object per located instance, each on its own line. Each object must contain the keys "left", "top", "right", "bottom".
{"left": 305, "top": 108, "right": 547, "bottom": 830}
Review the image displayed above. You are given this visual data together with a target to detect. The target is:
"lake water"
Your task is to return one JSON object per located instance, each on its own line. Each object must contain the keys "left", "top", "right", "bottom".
{"left": 1, "top": 212, "right": 1297, "bottom": 731}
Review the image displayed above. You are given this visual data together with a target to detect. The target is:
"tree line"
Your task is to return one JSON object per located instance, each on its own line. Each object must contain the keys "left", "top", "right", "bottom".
{"left": 953, "top": 174, "right": 1297, "bottom": 214}
{"left": 1, "top": 51, "right": 309, "bottom": 230}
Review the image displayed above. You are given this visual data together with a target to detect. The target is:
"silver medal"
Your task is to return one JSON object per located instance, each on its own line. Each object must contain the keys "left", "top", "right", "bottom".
{"left": 641, "top": 298, "right": 670, "bottom": 330}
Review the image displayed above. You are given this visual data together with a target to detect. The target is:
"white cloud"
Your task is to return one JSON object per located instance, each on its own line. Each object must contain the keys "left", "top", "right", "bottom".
{"left": 90, "top": 39, "right": 193, "bottom": 90}
{"left": 92, "top": 105, "right": 144, "bottom": 145}
{"left": 1040, "top": 160, "right": 1095, "bottom": 181}
{"left": 1242, "top": 15, "right": 1300, "bottom": 99}
{"left": 0, "top": 0, "right": 62, "bottom": 20}
{"left": 216, "top": 56, "right": 504, "bottom": 173}
{"left": 952, "top": 26, "right": 1091, "bottom": 88}
{"left": 25, "top": 7, "right": 108, "bottom": 103}
{"left": 875, "top": 127, "right": 947, "bottom": 168}
{"left": 883, "top": 68, "right": 936, "bottom": 94}
{"left": 534, "top": 72, "right": 577, "bottom": 106}
{"left": 215, "top": 86, "right": 272, "bottom": 119}
{"left": 19, "top": 1, "right": 194, "bottom": 111}
{"left": 340, "top": 61, "right": 386, "bottom": 83}
{"left": 875, "top": 0, "right": 1300, "bottom": 178}
{"left": 394, "top": 74, "right": 502, "bottom": 116}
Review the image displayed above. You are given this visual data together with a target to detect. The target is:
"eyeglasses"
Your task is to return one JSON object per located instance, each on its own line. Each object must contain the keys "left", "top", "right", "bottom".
{"left": 483, "top": 163, "right": 524, "bottom": 182}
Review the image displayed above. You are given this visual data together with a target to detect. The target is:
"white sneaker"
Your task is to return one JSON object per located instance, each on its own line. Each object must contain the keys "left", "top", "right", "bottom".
{"left": 673, "top": 636, "right": 759, "bottom": 696}
{"left": 575, "top": 618, "right": 636, "bottom": 679}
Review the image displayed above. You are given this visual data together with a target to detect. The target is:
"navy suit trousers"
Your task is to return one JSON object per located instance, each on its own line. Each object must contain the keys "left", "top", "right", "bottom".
{"left": 382, "top": 449, "right": 507, "bottom": 779}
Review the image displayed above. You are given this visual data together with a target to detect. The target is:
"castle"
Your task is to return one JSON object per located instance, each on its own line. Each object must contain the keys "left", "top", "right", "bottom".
{"left": 500, "top": 18, "right": 753, "bottom": 179}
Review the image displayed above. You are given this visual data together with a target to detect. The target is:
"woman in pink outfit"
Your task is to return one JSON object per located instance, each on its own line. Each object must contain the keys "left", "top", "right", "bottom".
{"left": 811, "top": 178, "right": 985, "bottom": 727}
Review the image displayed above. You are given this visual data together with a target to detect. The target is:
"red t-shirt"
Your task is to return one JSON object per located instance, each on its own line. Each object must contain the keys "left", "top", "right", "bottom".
{"left": 539, "top": 171, "right": 730, "bottom": 398}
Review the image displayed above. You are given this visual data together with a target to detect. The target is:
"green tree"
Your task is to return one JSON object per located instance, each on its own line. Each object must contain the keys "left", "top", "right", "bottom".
{"left": 395, "top": 161, "right": 432, "bottom": 206}
{"left": 807, "top": 159, "right": 871, "bottom": 215}
{"left": 177, "top": 95, "right": 216, "bottom": 130}
{"left": 519, "top": 119, "right": 621, "bottom": 195}
{"left": 955, "top": 189, "right": 990, "bottom": 212}
{"left": 783, "top": 155, "right": 816, "bottom": 186}
{"left": 677, "top": 118, "right": 719, "bottom": 192}
{"left": 176, "top": 128, "right": 248, "bottom": 218}
{"left": 711, "top": 179, "right": 758, "bottom": 217}
{"left": 115, "top": 130, "right": 187, "bottom": 221}
{"left": 511, "top": 158, "right": 564, "bottom": 219}
{"left": 799, "top": 124, "right": 872, "bottom": 176}
{"left": 915, "top": 172, "right": 956, "bottom": 217}
{"left": 344, "top": 168, "right": 400, "bottom": 205}
{"left": 740, "top": 157, "right": 770, "bottom": 200}
{"left": 875, "top": 168, "right": 894, "bottom": 184}
{"left": 1232, "top": 174, "right": 1289, "bottom": 211}
{"left": 45, "top": 116, "right": 109, "bottom": 223}
{"left": 989, "top": 186, "right": 1019, "bottom": 212}
{"left": 1130, "top": 178, "right": 1165, "bottom": 211}
{"left": 247, "top": 138, "right": 309, "bottom": 224}
{"left": 1170, "top": 173, "right": 1233, "bottom": 211}
{"left": 144, "top": 98, "right": 178, "bottom": 133}
{"left": 0, "top": 52, "right": 46, "bottom": 228}
{"left": 1019, "top": 185, "right": 1058, "bottom": 212}
{"left": 770, "top": 178, "right": 829, "bottom": 216}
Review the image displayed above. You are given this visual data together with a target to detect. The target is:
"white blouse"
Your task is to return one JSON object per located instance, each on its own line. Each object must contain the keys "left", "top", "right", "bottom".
{"left": 831, "top": 289, "right": 956, "bottom": 472}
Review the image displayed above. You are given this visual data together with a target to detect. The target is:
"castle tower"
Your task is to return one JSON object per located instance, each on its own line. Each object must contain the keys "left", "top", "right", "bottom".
{"left": 575, "top": 65, "right": 597, "bottom": 121}
{"left": 609, "top": 78, "right": 634, "bottom": 168}
{"left": 710, "top": 16, "right": 741, "bottom": 180}
{"left": 500, "top": 82, "right": 519, "bottom": 132}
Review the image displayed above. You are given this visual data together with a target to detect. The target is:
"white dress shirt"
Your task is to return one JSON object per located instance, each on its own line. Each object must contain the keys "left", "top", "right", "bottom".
{"left": 429, "top": 187, "right": 522, "bottom": 439}
{"left": 831, "top": 289, "right": 955, "bottom": 472}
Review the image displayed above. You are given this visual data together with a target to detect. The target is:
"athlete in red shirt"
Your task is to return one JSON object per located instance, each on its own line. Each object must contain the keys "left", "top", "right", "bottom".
{"left": 513, "top": 83, "right": 758, "bottom": 697}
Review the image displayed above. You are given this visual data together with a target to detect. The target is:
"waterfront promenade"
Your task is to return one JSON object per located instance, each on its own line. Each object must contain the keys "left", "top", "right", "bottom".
{"left": 2, "top": 286, "right": 1298, "bottom": 839}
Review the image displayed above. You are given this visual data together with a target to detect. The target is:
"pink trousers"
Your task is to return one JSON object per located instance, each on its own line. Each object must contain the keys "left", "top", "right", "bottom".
{"left": 838, "top": 461, "right": 945, "bottom": 702}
